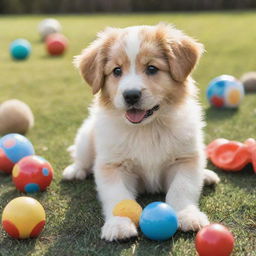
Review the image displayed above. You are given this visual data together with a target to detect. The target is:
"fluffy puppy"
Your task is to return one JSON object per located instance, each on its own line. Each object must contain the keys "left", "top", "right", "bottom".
{"left": 63, "top": 23, "right": 220, "bottom": 241}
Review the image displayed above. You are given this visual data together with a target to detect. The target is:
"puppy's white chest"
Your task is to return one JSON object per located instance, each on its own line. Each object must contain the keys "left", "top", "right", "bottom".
{"left": 96, "top": 118, "right": 178, "bottom": 168}
{"left": 129, "top": 132, "right": 174, "bottom": 169}
{"left": 127, "top": 129, "right": 176, "bottom": 189}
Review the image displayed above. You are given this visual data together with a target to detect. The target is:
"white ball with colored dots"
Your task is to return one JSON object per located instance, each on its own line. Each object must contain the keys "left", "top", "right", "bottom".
{"left": 206, "top": 75, "right": 244, "bottom": 108}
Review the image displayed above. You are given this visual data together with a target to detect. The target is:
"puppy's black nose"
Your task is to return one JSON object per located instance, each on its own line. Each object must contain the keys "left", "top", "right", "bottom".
{"left": 123, "top": 90, "right": 141, "bottom": 105}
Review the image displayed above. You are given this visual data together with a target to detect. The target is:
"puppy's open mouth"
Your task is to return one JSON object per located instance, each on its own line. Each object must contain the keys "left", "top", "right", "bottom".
{"left": 125, "top": 105, "right": 160, "bottom": 124}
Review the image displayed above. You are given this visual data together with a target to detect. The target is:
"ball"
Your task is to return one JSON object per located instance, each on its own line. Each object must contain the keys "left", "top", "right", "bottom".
{"left": 240, "top": 71, "right": 256, "bottom": 92}
{"left": 45, "top": 33, "right": 68, "bottom": 56}
{"left": 10, "top": 39, "right": 31, "bottom": 60}
{"left": 38, "top": 18, "right": 62, "bottom": 40}
{"left": 139, "top": 202, "right": 178, "bottom": 241}
{"left": 195, "top": 223, "right": 235, "bottom": 256}
{"left": 113, "top": 199, "right": 142, "bottom": 226}
{"left": 2, "top": 196, "right": 46, "bottom": 239}
{"left": 206, "top": 75, "right": 244, "bottom": 108}
{"left": 0, "top": 99, "right": 34, "bottom": 135}
{"left": 0, "top": 133, "right": 35, "bottom": 174}
{"left": 12, "top": 155, "right": 54, "bottom": 193}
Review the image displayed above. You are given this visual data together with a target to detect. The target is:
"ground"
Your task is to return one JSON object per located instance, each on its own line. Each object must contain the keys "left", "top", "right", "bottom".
{"left": 0, "top": 12, "right": 255, "bottom": 256}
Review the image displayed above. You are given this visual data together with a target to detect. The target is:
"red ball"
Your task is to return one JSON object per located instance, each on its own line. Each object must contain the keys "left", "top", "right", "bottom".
{"left": 195, "top": 223, "right": 235, "bottom": 256}
{"left": 12, "top": 155, "right": 54, "bottom": 192}
{"left": 46, "top": 33, "right": 68, "bottom": 56}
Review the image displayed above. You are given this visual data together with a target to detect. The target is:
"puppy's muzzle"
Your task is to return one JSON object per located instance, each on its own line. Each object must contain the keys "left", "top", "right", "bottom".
{"left": 123, "top": 90, "right": 141, "bottom": 106}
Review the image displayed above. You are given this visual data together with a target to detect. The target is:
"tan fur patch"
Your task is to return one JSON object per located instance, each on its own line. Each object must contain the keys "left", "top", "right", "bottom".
{"left": 154, "top": 24, "right": 204, "bottom": 83}
{"left": 74, "top": 28, "right": 121, "bottom": 94}
{"left": 99, "top": 32, "right": 131, "bottom": 109}
{"left": 135, "top": 24, "right": 200, "bottom": 106}
{"left": 100, "top": 162, "right": 128, "bottom": 184}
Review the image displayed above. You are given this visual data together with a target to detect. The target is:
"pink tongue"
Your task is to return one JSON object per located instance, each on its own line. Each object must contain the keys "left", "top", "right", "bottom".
{"left": 125, "top": 109, "right": 147, "bottom": 123}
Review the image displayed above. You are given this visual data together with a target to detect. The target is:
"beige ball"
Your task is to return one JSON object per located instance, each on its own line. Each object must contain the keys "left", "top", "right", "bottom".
{"left": 240, "top": 72, "right": 256, "bottom": 92}
{"left": 0, "top": 99, "right": 34, "bottom": 135}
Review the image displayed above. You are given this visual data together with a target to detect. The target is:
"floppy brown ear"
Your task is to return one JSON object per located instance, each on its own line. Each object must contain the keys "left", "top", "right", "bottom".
{"left": 158, "top": 24, "right": 204, "bottom": 83}
{"left": 168, "top": 37, "right": 204, "bottom": 82}
{"left": 73, "top": 39, "right": 105, "bottom": 94}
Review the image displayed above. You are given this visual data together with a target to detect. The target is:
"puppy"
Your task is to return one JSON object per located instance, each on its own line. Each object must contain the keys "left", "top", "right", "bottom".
{"left": 63, "top": 23, "right": 220, "bottom": 241}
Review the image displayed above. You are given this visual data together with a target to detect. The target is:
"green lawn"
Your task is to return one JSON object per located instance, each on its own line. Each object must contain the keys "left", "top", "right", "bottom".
{"left": 0, "top": 12, "right": 256, "bottom": 256}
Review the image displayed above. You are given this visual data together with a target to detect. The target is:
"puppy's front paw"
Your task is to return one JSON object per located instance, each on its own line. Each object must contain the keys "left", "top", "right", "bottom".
{"left": 178, "top": 205, "right": 209, "bottom": 232}
{"left": 62, "top": 164, "right": 87, "bottom": 180}
{"left": 204, "top": 169, "right": 220, "bottom": 185}
{"left": 101, "top": 216, "right": 138, "bottom": 241}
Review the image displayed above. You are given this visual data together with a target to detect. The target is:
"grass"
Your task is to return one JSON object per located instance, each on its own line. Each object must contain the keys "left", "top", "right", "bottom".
{"left": 0, "top": 12, "right": 256, "bottom": 256}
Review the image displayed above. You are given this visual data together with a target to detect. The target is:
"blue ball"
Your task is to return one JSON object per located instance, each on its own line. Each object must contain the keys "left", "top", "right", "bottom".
{"left": 10, "top": 39, "right": 31, "bottom": 60}
{"left": 139, "top": 202, "right": 178, "bottom": 241}
{"left": 0, "top": 133, "right": 35, "bottom": 163}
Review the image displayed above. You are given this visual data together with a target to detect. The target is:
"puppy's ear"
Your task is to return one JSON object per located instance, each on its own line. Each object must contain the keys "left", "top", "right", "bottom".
{"left": 159, "top": 24, "right": 204, "bottom": 83}
{"left": 169, "top": 38, "right": 204, "bottom": 82}
{"left": 73, "top": 38, "right": 105, "bottom": 94}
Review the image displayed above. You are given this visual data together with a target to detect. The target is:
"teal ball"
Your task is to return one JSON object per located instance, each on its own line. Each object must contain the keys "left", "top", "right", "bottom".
{"left": 10, "top": 39, "right": 31, "bottom": 60}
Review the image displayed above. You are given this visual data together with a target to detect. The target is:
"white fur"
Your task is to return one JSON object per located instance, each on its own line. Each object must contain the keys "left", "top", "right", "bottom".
{"left": 101, "top": 216, "right": 138, "bottom": 241}
{"left": 63, "top": 25, "right": 220, "bottom": 241}
{"left": 114, "top": 28, "right": 143, "bottom": 109}
{"left": 178, "top": 205, "right": 210, "bottom": 231}
{"left": 124, "top": 26, "right": 141, "bottom": 72}
{"left": 204, "top": 169, "right": 220, "bottom": 185}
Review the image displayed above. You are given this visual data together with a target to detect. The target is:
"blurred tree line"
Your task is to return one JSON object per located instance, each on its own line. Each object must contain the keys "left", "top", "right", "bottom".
{"left": 0, "top": 0, "right": 256, "bottom": 14}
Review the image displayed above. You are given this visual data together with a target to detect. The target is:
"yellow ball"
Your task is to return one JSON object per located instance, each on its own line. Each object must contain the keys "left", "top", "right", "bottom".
{"left": 2, "top": 197, "right": 46, "bottom": 239}
{"left": 113, "top": 199, "right": 142, "bottom": 226}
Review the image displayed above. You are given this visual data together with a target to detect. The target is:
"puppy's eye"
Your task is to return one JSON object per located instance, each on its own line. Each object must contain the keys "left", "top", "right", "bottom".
{"left": 146, "top": 65, "right": 159, "bottom": 75}
{"left": 113, "top": 67, "right": 122, "bottom": 77}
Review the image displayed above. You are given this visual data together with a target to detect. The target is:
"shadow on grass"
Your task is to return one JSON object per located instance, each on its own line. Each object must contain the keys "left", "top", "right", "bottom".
{"left": 205, "top": 107, "right": 238, "bottom": 122}
{"left": 217, "top": 165, "right": 255, "bottom": 192}
{"left": 207, "top": 161, "right": 256, "bottom": 192}
{"left": 42, "top": 178, "right": 178, "bottom": 256}
{"left": 0, "top": 172, "right": 12, "bottom": 186}
{"left": 201, "top": 183, "right": 218, "bottom": 198}
{"left": 43, "top": 179, "right": 221, "bottom": 256}
{"left": 0, "top": 171, "right": 221, "bottom": 256}
{"left": 43, "top": 177, "right": 136, "bottom": 256}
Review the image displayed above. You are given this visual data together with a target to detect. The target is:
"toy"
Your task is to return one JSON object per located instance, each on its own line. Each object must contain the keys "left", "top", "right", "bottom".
{"left": 45, "top": 33, "right": 68, "bottom": 56}
{"left": 206, "top": 138, "right": 229, "bottom": 158}
{"left": 12, "top": 155, "right": 54, "bottom": 192}
{"left": 240, "top": 71, "right": 256, "bottom": 92}
{"left": 206, "top": 75, "right": 244, "bottom": 108}
{"left": 0, "top": 133, "right": 34, "bottom": 174}
{"left": 38, "top": 18, "right": 62, "bottom": 40}
{"left": 2, "top": 196, "right": 46, "bottom": 239}
{"left": 139, "top": 201, "right": 178, "bottom": 241}
{"left": 0, "top": 99, "right": 34, "bottom": 135}
{"left": 195, "top": 223, "right": 234, "bottom": 256}
{"left": 113, "top": 199, "right": 142, "bottom": 226}
{"left": 10, "top": 39, "right": 31, "bottom": 60}
{"left": 207, "top": 138, "right": 256, "bottom": 173}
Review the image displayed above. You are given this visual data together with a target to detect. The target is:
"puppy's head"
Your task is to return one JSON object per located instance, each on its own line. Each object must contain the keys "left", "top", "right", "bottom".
{"left": 74, "top": 23, "right": 204, "bottom": 125}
